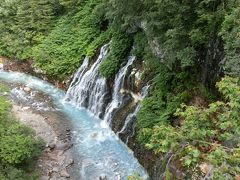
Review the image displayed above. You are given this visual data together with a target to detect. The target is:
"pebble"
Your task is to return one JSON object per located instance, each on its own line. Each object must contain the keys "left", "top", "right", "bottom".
{"left": 23, "top": 87, "right": 31, "bottom": 92}
{"left": 52, "top": 167, "right": 59, "bottom": 172}
{"left": 40, "top": 176, "right": 49, "bottom": 180}
{"left": 22, "top": 106, "right": 30, "bottom": 110}
{"left": 47, "top": 142, "right": 56, "bottom": 150}
{"left": 60, "top": 169, "right": 70, "bottom": 178}
{"left": 66, "top": 159, "right": 74, "bottom": 167}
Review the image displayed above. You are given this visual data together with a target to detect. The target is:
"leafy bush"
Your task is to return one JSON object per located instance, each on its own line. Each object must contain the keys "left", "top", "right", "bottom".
{"left": 127, "top": 172, "right": 143, "bottom": 180}
{"left": 0, "top": 0, "right": 62, "bottom": 60}
{"left": 137, "top": 65, "right": 194, "bottom": 129}
{"left": 220, "top": 5, "right": 240, "bottom": 76}
{"left": 0, "top": 87, "right": 44, "bottom": 179}
{"left": 32, "top": 0, "right": 110, "bottom": 80}
{"left": 99, "top": 29, "right": 133, "bottom": 78}
{"left": 139, "top": 77, "right": 240, "bottom": 178}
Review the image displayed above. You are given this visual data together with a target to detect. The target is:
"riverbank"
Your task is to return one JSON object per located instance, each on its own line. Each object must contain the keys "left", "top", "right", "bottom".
{"left": 0, "top": 54, "right": 152, "bottom": 179}
{"left": 12, "top": 103, "right": 74, "bottom": 180}
{"left": 1, "top": 61, "right": 74, "bottom": 179}
{"left": 0, "top": 66, "right": 148, "bottom": 179}
{"left": 0, "top": 57, "right": 69, "bottom": 90}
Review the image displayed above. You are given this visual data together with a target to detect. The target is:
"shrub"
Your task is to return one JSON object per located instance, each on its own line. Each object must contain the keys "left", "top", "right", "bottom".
{"left": 99, "top": 29, "right": 133, "bottom": 78}
{"left": 0, "top": 88, "right": 44, "bottom": 179}
{"left": 139, "top": 77, "right": 240, "bottom": 178}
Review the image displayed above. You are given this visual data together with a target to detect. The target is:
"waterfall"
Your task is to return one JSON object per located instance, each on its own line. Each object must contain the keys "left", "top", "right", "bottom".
{"left": 65, "top": 43, "right": 148, "bottom": 138}
{"left": 65, "top": 44, "right": 109, "bottom": 118}
{"left": 103, "top": 56, "right": 136, "bottom": 124}
{"left": 65, "top": 44, "right": 138, "bottom": 122}
{"left": 117, "top": 85, "right": 149, "bottom": 143}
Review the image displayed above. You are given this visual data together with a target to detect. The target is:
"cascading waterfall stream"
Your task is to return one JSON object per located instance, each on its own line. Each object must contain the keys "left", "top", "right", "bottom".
{"left": 117, "top": 85, "right": 149, "bottom": 144}
{"left": 117, "top": 105, "right": 141, "bottom": 136}
{"left": 65, "top": 44, "right": 109, "bottom": 118}
{"left": 103, "top": 56, "right": 136, "bottom": 124}
{"left": 66, "top": 48, "right": 138, "bottom": 126}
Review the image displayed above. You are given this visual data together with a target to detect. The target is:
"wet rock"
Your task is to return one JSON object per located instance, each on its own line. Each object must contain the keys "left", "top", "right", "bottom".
{"left": 60, "top": 169, "right": 70, "bottom": 178}
{"left": 52, "top": 167, "right": 59, "bottom": 173}
{"left": 45, "top": 147, "right": 52, "bottom": 153}
{"left": 22, "top": 106, "right": 30, "bottom": 110}
{"left": 50, "top": 175, "right": 59, "bottom": 180}
{"left": 116, "top": 174, "right": 121, "bottom": 180}
{"left": 34, "top": 67, "right": 44, "bottom": 74}
{"left": 40, "top": 176, "right": 49, "bottom": 180}
{"left": 199, "top": 163, "right": 213, "bottom": 175}
{"left": 99, "top": 174, "right": 107, "bottom": 180}
{"left": 2, "top": 92, "right": 8, "bottom": 96}
{"left": 66, "top": 132, "right": 71, "bottom": 136}
{"left": 56, "top": 142, "right": 73, "bottom": 151}
{"left": 23, "top": 87, "right": 31, "bottom": 92}
{"left": 222, "top": 136, "right": 240, "bottom": 148}
{"left": 65, "top": 158, "right": 74, "bottom": 167}
{"left": 47, "top": 142, "right": 56, "bottom": 150}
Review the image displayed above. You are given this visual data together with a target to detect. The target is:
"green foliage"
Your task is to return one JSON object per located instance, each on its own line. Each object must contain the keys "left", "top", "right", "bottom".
{"left": 139, "top": 77, "right": 240, "bottom": 178}
{"left": 0, "top": 163, "right": 39, "bottom": 180}
{"left": 99, "top": 29, "right": 133, "bottom": 78}
{"left": 127, "top": 172, "right": 143, "bottom": 180}
{"left": 0, "top": 91, "right": 44, "bottom": 179}
{"left": 106, "top": 0, "right": 240, "bottom": 76}
{"left": 32, "top": 0, "right": 110, "bottom": 79}
{"left": 220, "top": 4, "right": 240, "bottom": 76}
{"left": 132, "top": 32, "right": 148, "bottom": 59}
{"left": 0, "top": 82, "right": 10, "bottom": 93}
{"left": 105, "top": 0, "right": 226, "bottom": 68}
{"left": 0, "top": 0, "right": 61, "bottom": 60}
{"left": 137, "top": 65, "right": 194, "bottom": 129}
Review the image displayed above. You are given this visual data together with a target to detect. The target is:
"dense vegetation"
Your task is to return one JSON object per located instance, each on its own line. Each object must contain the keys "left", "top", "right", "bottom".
{"left": 0, "top": 83, "right": 44, "bottom": 179}
{"left": 1, "top": 0, "right": 240, "bottom": 179}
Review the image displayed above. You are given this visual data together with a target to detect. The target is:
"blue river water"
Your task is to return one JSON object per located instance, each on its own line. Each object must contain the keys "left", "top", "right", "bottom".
{"left": 0, "top": 70, "right": 148, "bottom": 180}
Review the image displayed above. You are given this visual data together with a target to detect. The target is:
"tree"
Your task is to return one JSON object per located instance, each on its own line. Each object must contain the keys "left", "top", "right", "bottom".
{"left": 0, "top": 0, "right": 62, "bottom": 59}
{"left": 220, "top": 4, "right": 240, "bottom": 76}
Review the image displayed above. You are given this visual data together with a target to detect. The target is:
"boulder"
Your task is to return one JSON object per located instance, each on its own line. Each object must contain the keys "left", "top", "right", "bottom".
{"left": 99, "top": 174, "right": 107, "bottom": 180}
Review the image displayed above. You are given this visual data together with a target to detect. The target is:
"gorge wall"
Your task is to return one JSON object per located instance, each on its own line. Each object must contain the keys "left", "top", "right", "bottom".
{"left": 64, "top": 44, "right": 159, "bottom": 177}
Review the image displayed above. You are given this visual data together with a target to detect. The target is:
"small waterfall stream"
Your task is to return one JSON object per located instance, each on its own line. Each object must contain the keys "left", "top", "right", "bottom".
{"left": 103, "top": 56, "right": 136, "bottom": 124}
{"left": 117, "top": 85, "right": 149, "bottom": 144}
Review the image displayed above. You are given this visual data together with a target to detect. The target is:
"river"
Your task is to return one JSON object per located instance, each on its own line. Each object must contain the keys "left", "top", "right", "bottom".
{"left": 0, "top": 69, "right": 148, "bottom": 180}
